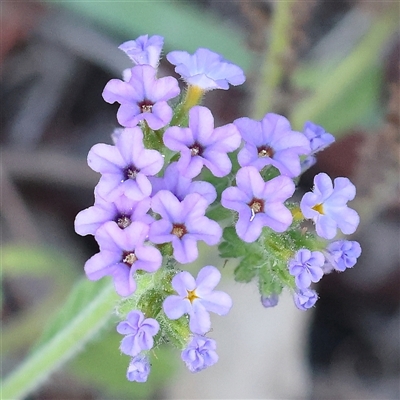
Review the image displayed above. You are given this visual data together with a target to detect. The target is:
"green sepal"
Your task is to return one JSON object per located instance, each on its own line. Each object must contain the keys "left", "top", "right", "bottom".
{"left": 218, "top": 227, "right": 247, "bottom": 258}
{"left": 159, "top": 313, "right": 190, "bottom": 350}
{"left": 233, "top": 257, "right": 259, "bottom": 283}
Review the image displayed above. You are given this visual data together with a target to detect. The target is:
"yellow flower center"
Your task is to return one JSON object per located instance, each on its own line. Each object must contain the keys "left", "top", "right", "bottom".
{"left": 186, "top": 289, "right": 199, "bottom": 303}
{"left": 312, "top": 203, "right": 324, "bottom": 215}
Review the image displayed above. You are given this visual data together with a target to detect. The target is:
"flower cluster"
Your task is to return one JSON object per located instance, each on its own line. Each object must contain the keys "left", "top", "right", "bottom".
{"left": 75, "top": 34, "right": 361, "bottom": 382}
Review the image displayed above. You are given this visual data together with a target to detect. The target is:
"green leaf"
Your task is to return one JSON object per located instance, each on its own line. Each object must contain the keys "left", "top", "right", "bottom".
{"left": 206, "top": 203, "right": 232, "bottom": 222}
{"left": 218, "top": 227, "right": 247, "bottom": 258}
{"left": 234, "top": 257, "right": 259, "bottom": 283}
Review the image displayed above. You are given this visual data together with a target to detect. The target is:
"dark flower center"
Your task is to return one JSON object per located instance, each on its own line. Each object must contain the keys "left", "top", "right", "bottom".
{"left": 138, "top": 99, "right": 154, "bottom": 113}
{"left": 257, "top": 145, "right": 274, "bottom": 158}
{"left": 116, "top": 214, "right": 132, "bottom": 229}
{"left": 189, "top": 142, "right": 204, "bottom": 157}
{"left": 171, "top": 223, "right": 187, "bottom": 238}
{"left": 123, "top": 165, "right": 139, "bottom": 181}
{"left": 248, "top": 198, "right": 264, "bottom": 221}
{"left": 122, "top": 251, "right": 137, "bottom": 267}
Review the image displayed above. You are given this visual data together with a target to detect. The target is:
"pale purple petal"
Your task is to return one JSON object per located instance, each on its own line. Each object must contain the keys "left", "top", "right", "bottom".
{"left": 167, "top": 48, "right": 245, "bottom": 90}
{"left": 163, "top": 295, "right": 191, "bottom": 319}
{"left": 119, "top": 35, "right": 164, "bottom": 67}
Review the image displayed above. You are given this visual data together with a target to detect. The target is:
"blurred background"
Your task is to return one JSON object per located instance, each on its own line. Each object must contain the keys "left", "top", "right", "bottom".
{"left": 1, "top": 1, "right": 399, "bottom": 399}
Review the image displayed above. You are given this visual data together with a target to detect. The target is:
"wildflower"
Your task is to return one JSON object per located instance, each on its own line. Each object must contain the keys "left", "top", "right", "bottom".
{"left": 167, "top": 48, "right": 245, "bottom": 90}
{"left": 149, "top": 162, "right": 216, "bottom": 205}
{"left": 163, "top": 265, "right": 232, "bottom": 334}
{"left": 164, "top": 106, "right": 241, "bottom": 178}
{"left": 300, "top": 172, "right": 360, "bottom": 239}
{"left": 88, "top": 127, "right": 163, "bottom": 201}
{"left": 102, "top": 65, "right": 180, "bottom": 130}
{"left": 181, "top": 335, "right": 218, "bottom": 373}
{"left": 234, "top": 113, "right": 311, "bottom": 178}
{"left": 117, "top": 310, "right": 160, "bottom": 356}
{"left": 221, "top": 166, "right": 295, "bottom": 242}
{"left": 149, "top": 191, "right": 221, "bottom": 264}
{"left": 293, "top": 288, "right": 318, "bottom": 311}
{"left": 325, "top": 240, "right": 362, "bottom": 272}
{"left": 126, "top": 355, "right": 151, "bottom": 382}
{"left": 261, "top": 294, "right": 279, "bottom": 308}
{"left": 84, "top": 221, "right": 162, "bottom": 296}
{"left": 74, "top": 193, "right": 152, "bottom": 236}
{"left": 303, "top": 121, "right": 335, "bottom": 154}
{"left": 288, "top": 249, "right": 325, "bottom": 289}
{"left": 119, "top": 35, "right": 164, "bottom": 68}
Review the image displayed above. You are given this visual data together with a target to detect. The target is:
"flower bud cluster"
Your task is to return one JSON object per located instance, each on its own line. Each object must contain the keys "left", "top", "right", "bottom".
{"left": 75, "top": 34, "right": 361, "bottom": 382}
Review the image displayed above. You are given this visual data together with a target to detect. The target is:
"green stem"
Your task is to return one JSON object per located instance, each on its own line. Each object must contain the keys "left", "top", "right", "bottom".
{"left": 2, "top": 282, "right": 118, "bottom": 400}
{"left": 252, "top": 1, "right": 293, "bottom": 118}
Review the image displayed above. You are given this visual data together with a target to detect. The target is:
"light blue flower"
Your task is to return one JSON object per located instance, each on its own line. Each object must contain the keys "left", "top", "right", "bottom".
{"left": 163, "top": 266, "right": 232, "bottom": 334}
{"left": 181, "top": 335, "right": 218, "bottom": 373}
{"left": 300, "top": 172, "right": 360, "bottom": 239}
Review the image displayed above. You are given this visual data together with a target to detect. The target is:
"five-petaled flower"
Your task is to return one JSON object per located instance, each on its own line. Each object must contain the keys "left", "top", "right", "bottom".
{"left": 288, "top": 249, "right": 325, "bottom": 289}
{"left": 164, "top": 106, "right": 241, "bottom": 178}
{"left": 149, "top": 191, "right": 222, "bottom": 264}
{"left": 88, "top": 127, "right": 164, "bottom": 202}
{"left": 74, "top": 193, "right": 152, "bottom": 236}
{"left": 181, "top": 335, "right": 219, "bottom": 373}
{"left": 221, "top": 166, "right": 295, "bottom": 242}
{"left": 293, "top": 288, "right": 318, "bottom": 311}
{"left": 84, "top": 221, "right": 162, "bottom": 296}
{"left": 119, "top": 35, "right": 164, "bottom": 68}
{"left": 300, "top": 172, "right": 360, "bottom": 239}
{"left": 163, "top": 265, "right": 232, "bottom": 334}
{"left": 103, "top": 64, "right": 180, "bottom": 130}
{"left": 167, "top": 48, "right": 245, "bottom": 90}
{"left": 234, "top": 113, "right": 311, "bottom": 178}
{"left": 325, "top": 240, "right": 362, "bottom": 272}
{"left": 126, "top": 355, "right": 151, "bottom": 382}
{"left": 117, "top": 310, "right": 160, "bottom": 356}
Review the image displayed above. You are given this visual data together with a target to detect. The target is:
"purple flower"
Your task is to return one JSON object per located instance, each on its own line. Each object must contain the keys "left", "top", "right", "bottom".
{"left": 300, "top": 173, "right": 360, "bottom": 239}
{"left": 119, "top": 35, "right": 164, "bottom": 68}
{"left": 181, "top": 335, "right": 218, "bottom": 373}
{"left": 325, "top": 240, "right": 362, "bottom": 272}
{"left": 293, "top": 288, "right": 318, "bottom": 311}
{"left": 221, "top": 166, "right": 295, "bottom": 242}
{"left": 303, "top": 121, "right": 335, "bottom": 154}
{"left": 163, "top": 106, "right": 241, "bottom": 178}
{"left": 74, "top": 193, "right": 152, "bottom": 236}
{"left": 167, "top": 48, "right": 245, "bottom": 90}
{"left": 149, "top": 191, "right": 222, "bottom": 264}
{"left": 149, "top": 162, "right": 216, "bottom": 205}
{"left": 84, "top": 221, "right": 162, "bottom": 296}
{"left": 288, "top": 249, "right": 325, "bottom": 289}
{"left": 126, "top": 355, "right": 151, "bottom": 382}
{"left": 88, "top": 127, "right": 163, "bottom": 202}
{"left": 117, "top": 310, "right": 159, "bottom": 356}
{"left": 261, "top": 294, "right": 279, "bottom": 308}
{"left": 163, "top": 265, "right": 232, "bottom": 334}
{"left": 234, "top": 113, "right": 311, "bottom": 178}
{"left": 102, "top": 65, "right": 180, "bottom": 130}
